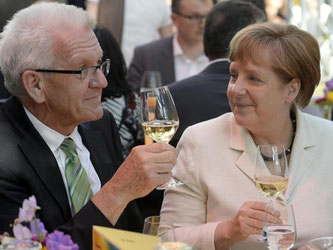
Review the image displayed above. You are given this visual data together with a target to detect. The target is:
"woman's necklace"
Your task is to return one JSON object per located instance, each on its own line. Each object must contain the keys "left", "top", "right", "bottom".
{"left": 261, "top": 113, "right": 296, "bottom": 161}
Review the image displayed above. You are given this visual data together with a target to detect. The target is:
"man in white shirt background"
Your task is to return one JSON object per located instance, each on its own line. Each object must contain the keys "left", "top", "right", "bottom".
{"left": 127, "top": 0, "right": 213, "bottom": 93}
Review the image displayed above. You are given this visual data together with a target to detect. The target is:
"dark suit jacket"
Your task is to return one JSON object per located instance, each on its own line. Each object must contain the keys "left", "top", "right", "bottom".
{"left": 169, "top": 60, "right": 232, "bottom": 147}
{"left": 127, "top": 36, "right": 175, "bottom": 93}
{"left": 0, "top": 96, "right": 143, "bottom": 250}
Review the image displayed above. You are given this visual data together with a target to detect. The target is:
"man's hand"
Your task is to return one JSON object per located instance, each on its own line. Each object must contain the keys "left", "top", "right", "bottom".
{"left": 214, "top": 201, "right": 281, "bottom": 250}
{"left": 92, "top": 143, "right": 176, "bottom": 225}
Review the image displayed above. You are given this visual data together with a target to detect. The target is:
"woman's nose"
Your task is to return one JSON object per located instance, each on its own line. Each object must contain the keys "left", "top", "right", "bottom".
{"left": 231, "top": 79, "right": 247, "bottom": 96}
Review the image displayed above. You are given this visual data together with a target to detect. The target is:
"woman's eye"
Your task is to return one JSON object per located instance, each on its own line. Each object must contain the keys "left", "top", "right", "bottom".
{"left": 250, "top": 75, "right": 261, "bottom": 84}
{"left": 230, "top": 73, "right": 237, "bottom": 81}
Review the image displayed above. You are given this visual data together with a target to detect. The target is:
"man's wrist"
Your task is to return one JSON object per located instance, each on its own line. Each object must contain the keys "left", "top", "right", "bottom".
{"left": 91, "top": 182, "right": 131, "bottom": 225}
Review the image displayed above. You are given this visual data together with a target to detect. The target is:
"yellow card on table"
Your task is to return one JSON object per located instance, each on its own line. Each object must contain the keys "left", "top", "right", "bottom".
{"left": 93, "top": 226, "right": 162, "bottom": 250}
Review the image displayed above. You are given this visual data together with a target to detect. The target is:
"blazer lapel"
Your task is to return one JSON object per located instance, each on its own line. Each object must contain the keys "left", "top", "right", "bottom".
{"left": 285, "top": 109, "right": 316, "bottom": 203}
{"left": 3, "top": 97, "right": 70, "bottom": 218}
{"left": 229, "top": 116, "right": 257, "bottom": 182}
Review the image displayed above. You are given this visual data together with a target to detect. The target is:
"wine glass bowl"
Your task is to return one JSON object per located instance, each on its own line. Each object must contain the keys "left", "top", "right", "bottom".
{"left": 264, "top": 201, "right": 296, "bottom": 250}
{"left": 254, "top": 145, "right": 289, "bottom": 201}
{"left": 140, "top": 71, "right": 162, "bottom": 92}
{"left": 140, "top": 86, "right": 179, "bottom": 143}
{"left": 140, "top": 86, "right": 184, "bottom": 189}
{"left": 306, "top": 237, "right": 333, "bottom": 250}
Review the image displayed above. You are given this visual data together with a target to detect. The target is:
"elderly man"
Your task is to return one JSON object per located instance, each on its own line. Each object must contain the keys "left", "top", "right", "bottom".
{"left": 0, "top": 3, "right": 175, "bottom": 249}
{"left": 127, "top": 0, "right": 213, "bottom": 93}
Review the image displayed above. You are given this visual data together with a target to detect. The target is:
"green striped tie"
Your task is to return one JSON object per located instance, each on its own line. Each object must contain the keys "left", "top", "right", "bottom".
{"left": 60, "top": 138, "right": 93, "bottom": 214}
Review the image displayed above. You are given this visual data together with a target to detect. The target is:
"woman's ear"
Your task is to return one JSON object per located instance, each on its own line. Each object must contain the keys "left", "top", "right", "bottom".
{"left": 286, "top": 78, "right": 301, "bottom": 104}
{"left": 21, "top": 70, "right": 46, "bottom": 103}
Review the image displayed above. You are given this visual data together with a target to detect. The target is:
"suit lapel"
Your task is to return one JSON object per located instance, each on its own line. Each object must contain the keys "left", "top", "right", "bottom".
{"left": 79, "top": 124, "right": 116, "bottom": 186}
{"left": 3, "top": 97, "right": 70, "bottom": 218}
{"left": 160, "top": 37, "right": 176, "bottom": 84}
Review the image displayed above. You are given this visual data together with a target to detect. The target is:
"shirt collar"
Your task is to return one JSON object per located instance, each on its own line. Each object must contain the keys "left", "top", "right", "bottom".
{"left": 23, "top": 106, "right": 82, "bottom": 153}
{"left": 208, "top": 58, "right": 230, "bottom": 66}
{"left": 173, "top": 34, "right": 183, "bottom": 57}
{"left": 173, "top": 34, "right": 208, "bottom": 62}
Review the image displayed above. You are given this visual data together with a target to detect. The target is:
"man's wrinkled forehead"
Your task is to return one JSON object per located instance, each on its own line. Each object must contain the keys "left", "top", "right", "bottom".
{"left": 52, "top": 27, "right": 102, "bottom": 66}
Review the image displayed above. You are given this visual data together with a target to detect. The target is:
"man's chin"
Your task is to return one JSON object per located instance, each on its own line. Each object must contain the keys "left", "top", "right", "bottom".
{"left": 83, "top": 107, "right": 104, "bottom": 123}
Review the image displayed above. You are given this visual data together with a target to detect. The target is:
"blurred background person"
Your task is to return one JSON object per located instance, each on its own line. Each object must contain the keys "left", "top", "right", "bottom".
{"left": 169, "top": 0, "right": 266, "bottom": 147}
{"left": 265, "top": 0, "right": 287, "bottom": 23}
{"left": 127, "top": 0, "right": 213, "bottom": 93}
{"left": 94, "top": 25, "right": 144, "bottom": 159}
{"left": 88, "top": 0, "right": 173, "bottom": 67}
{"left": 159, "top": 21, "right": 333, "bottom": 249}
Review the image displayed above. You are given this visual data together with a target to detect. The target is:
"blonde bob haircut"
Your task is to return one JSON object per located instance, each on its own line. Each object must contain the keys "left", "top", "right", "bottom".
{"left": 229, "top": 22, "right": 320, "bottom": 108}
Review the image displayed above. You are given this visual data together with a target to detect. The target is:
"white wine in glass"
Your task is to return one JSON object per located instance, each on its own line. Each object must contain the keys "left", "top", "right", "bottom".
{"left": 254, "top": 145, "right": 289, "bottom": 201}
{"left": 140, "top": 86, "right": 184, "bottom": 190}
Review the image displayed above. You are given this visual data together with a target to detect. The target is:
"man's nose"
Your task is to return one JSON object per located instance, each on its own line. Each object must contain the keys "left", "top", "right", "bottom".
{"left": 91, "top": 70, "right": 107, "bottom": 88}
{"left": 198, "top": 17, "right": 206, "bottom": 28}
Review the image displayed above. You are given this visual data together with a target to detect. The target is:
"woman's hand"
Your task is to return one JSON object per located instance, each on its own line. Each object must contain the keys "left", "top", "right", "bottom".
{"left": 214, "top": 201, "right": 280, "bottom": 250}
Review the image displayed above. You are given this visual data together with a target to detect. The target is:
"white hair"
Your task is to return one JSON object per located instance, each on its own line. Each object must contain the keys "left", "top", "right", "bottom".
{"left": 0, "top": 2, "right": 96, "bottom": 98}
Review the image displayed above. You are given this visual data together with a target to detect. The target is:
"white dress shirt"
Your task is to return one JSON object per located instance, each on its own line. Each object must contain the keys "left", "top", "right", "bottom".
{"left": 173, "top": 34, "right": 209, "bottom": 81}
{"left": 24, "top": 106, "right": 101, "bottom": 210}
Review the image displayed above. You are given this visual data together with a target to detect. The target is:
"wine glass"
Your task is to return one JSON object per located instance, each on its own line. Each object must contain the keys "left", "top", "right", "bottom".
{"left": 254, "top": 145, "right": 289, "bottom": 201}
{"left": 264, "top": 201, "right": 296, "bottom": 250}
{"left": 306, "top": 237, "right": 333, "bottom": 250}
{"left": 254, "top": 145, "right": 289, "bottom": 242}
{"left": 140, "top": 86, "right": 184, "bottom": 189}
{"left": 140, "top": 71, "right": 162, "bottom": 92}
{"left": 143, "top": 215, "right": 160, "bottom": 236}
{"left": 155, "top": 224, "right": 193, "bottom": 250}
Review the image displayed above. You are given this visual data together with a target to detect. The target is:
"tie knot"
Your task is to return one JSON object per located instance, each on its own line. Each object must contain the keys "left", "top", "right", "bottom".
{"left": 60, "top": 138, "right": 77, "bottom": 158}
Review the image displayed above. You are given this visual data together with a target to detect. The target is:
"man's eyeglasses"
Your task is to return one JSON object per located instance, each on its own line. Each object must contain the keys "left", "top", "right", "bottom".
{"left": 174, "top": 12, "right": 206, "bottom": 23}
{"left": 32, "top": 59, "right": 110, "bottom": 83}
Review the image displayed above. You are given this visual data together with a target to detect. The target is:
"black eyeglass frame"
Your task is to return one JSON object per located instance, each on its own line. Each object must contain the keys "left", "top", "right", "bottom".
{"left": 173, "top": 11, "right": 206, "bottom": 23}
{"left": 31, "top": 59, "right": 110, "bottom": 81}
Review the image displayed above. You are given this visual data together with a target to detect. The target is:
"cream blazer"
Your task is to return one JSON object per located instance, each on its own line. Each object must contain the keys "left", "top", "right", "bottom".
{"left": 159, "top": 108, "right": 333, "bottom": 250}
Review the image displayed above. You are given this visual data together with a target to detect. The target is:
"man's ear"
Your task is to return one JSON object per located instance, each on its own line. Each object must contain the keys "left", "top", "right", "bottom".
{"left": 171, "top": 13, "right": 179, "bottom": 29}
{"left": 286, "top": 78, "right": 301, "bottom": 104}
{"left": 21, "top": 70, "right": 46, "bottom": 103}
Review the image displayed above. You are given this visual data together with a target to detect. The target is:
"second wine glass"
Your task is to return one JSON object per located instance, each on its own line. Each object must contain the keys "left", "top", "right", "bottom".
{"left": 140, "top": 86, "right": 184, "bottom": 189}
{"left": 264, "top": 201, "right": 296, "bottom": 250}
